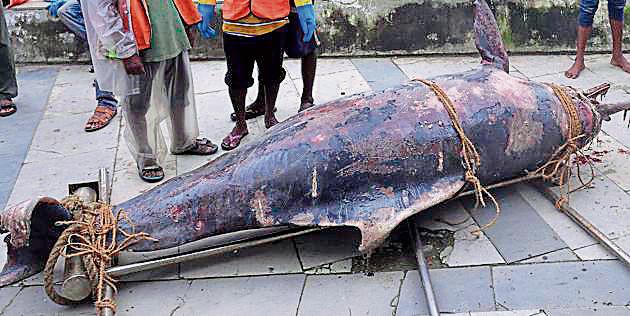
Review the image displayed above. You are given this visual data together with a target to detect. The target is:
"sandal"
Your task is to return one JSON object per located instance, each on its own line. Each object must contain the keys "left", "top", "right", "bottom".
{"left": 0, "top": 99, "right": 17, "bottom": 117}
{"left": 298, "top": 101, "right": 315, "bottom": 112}
{"left": 230, "top": 103, "right": 277, "bottom": 122}
{"left": 221, "top": 128, "right": 249, "bottom": 151}
{"left": 177, "top": 138, "right": 219, "bottom": 155}
{"left": 138, "top": 164, "right": 165, "bottom": 183}
{"left": 85, "top": 105, "right": 117, "bottom": 132}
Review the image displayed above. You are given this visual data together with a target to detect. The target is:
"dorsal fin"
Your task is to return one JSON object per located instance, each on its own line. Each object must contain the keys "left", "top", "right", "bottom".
{"left": 474, "top": 0, "right": 509, "bottom": 73}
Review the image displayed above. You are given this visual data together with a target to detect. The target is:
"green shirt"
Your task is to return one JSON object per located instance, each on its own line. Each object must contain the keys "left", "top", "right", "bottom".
{"left": 141, "top": 0, "right": 192, "bottom": 62}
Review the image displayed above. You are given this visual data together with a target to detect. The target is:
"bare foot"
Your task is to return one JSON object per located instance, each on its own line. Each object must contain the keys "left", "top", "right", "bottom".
{"left": 264, "top": 115, "right": 279, "bottom": 128}
{"left": 565, "top": 60, "right": 585, "bottom": 79}
{"left": 611, "top": 55, "right": 630, "bottom": 73}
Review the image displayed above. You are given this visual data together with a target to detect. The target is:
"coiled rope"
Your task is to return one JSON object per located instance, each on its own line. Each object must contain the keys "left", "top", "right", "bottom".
{"left": 43, "top": 196, "right": 156, "bottom": 315}
{"left": 535, "top": 83, "right": 596, "bottom": 208}
{"left": 414, "top": 78, "right": 501, "bottom": 231}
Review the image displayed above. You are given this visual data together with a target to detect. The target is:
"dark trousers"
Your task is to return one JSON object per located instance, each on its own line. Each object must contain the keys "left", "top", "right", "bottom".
{"left": 223, "top": 26, "right": 288, "bottom": 89}
{"left": 0, "top": 5, "right": 17, "bottom": 100}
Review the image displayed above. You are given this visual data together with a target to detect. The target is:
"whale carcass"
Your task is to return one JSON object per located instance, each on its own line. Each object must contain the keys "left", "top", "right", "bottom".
{"left": 1, "top": 0, "right": 629, "bottom": 291}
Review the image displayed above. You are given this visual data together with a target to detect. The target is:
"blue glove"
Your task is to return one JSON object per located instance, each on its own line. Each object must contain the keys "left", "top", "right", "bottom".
{"left": 296, "top": 4, "right": 316, "bottom": 42}
{"left": 197, "top": 4, "right": 217, "bottom": 39}
{"left": 47, "top": 0, "right": 67, "bottom": 17}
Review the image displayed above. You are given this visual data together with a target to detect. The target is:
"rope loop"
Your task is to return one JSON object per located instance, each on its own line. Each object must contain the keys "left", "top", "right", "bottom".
{"left": 43, "top": 196, "right": 156, "bottom": 316}
{"left": 414, "top": 78, "right": 500, "bottom": 231}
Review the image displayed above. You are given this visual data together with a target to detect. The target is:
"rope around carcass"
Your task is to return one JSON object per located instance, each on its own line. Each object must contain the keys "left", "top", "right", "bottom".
{"left": 43, "top": 196, "right": 157, "bottom": 315}
{"left": 535, "top": 83, "right": 596, "bottom": 208}
{"left": 414, "top": 78, "right": 501, "bottom": 231}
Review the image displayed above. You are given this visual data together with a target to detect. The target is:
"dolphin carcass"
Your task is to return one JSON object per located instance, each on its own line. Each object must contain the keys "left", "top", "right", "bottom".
{"left": 1, "top": 0, "right": 629, "bottom": 290}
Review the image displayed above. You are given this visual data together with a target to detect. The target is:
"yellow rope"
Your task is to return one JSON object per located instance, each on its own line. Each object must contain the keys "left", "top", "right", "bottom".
{"left": 44, "top": 196, "right": 157, "bottom": 316}
{"left": 414, "top": 78, "right": 501, "bottom": 231}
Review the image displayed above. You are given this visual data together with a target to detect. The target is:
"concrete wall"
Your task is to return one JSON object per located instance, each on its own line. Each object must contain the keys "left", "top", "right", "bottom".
{"left": 5, "top": 0, "right": 630, "bottom": 63}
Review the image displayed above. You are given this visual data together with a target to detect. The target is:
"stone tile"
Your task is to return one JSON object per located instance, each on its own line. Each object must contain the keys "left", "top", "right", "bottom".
{"left": 304, "top": 258, "right": 352, "bottom": 275}
{"left": 397, "top": 266, "right": 495, "bottom": 315}
{"left": 351, "top": 58, "right": 409, "bottom": 92}
{"left": 115, "top": 280, "right": 191, "bottom": 315}
{"left": 416, "top": 201, "right": 505, "bottom": 267}
{"left": 551, "top": 171, "right": 630, "bottom": 239}
{"left": 583, "top": 55, "right": 630, "bottom": 86}
{"left": 516, "top": 184, "right": 597, "bottom": 250}
{"left": 292, "top": 69, "right": 371, "bottom": 104}
{"left": 545, "top": 306, "right": 630, "bottom": 316}
{"left": 176, "top": 274, "right": 305, "bottom": 316}
{"left": 13, "top": 66, "right": 60, "bottom": 115}
{"left": 45, "top": 66, "right": 101, "bottom": 115}
{"left": 470, "top": 310, "right": 546, "bottom": 316}
{"left": 284, "top": 58, "right": 357, "bottom": 80}
{"left": 294, "top": 227, "right": 362, "bottom": 270}
{"left": 600, "top": 89, "right": 630, "bottom": 149}
{"left": 393, "top": 56, "right": 480, "bottom": 79}
{"left": 1, "top": 285, "right": 95, "bottom": 315}
{"left": 190, "top": 61, "right": 228, "bottom": 94}
{"left": 24, "top": 112, "right": 120, "bottom": 163}
{"left": 8, "top": 148, "right": 117, "bottom": 205}
{"left": 530, "top": 69, "right": 602, "bottom": 90}
{"left": 520, "top": 248, "right": 579, "bottom": 264}
{"left": 493, "top": 261, "right": 630, "bottom": 310}
{"left": 573, "top": 243, "right": 616, "bottom": 261}
{"left": 585, "top": 133, "right": 630, "bottom": 191}
{"left": 573, "top": 234, "right": 630, "bottom": 261}
{"left": 0, "top": 286, "right": 22, "bottom": 312}
{"left": 463, "top": 187, "right": 567, "bottom": 263}
{"left": 180, "top": 239, "right": 301, "bottom": 278}
{"left": 509, "top": 55, "right": 573, "bottom": 78}
{"left": 298, "top": 271, "right": 403, "bottom": 316}
{"left": 110, "top": 147, "right": 176, "bottom": 205}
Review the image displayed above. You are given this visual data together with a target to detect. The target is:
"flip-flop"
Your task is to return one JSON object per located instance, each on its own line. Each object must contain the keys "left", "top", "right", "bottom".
{"left": 221, "top": 130, "right": 249, "bottom": 151}
{"left": 0, "top": 100, "right": 17, "bottom": 117}
{"left": 177, "top": 138, "right": 219, "bottom": 155}
{"left": 138, "top": 164, "right": 164, "bottom": 183}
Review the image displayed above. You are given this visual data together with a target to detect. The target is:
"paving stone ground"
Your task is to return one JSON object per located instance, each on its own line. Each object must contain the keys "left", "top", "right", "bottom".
{"left": 1, "top": 55, "right": 630, "bottom": 315}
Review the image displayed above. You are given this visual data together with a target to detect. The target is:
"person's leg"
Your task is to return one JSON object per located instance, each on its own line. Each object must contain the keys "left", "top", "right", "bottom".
{"left": 165, "top": 52, "right": 217, "bottom": 155}
{"left": 84, "top": 80, "right": 118, "bottom": 132}
{"left": 566, "top": 0, "right": 598, "bottom": 79}
{"left": 299, "top": 50, "right": 317, "bottom": 111}
{"left": 123, "top": 62, "right": 165, "bottom": 181}
{"left": 257, "top": 27, "right": 287, "bottom": 128}
{"left": 0, "top": 5, "right": 17, "bottom": 117}
{"left": 222, "top": 33, "right": 256, "bottom": 150}
{"left": 229, "top": 72, "right": 268, "bottom": 122}
{"left": 57, "top": 0, "right": 87, "bottom": 41}
{"left": 608, "top": 0, "right": 630, "bottom": 72}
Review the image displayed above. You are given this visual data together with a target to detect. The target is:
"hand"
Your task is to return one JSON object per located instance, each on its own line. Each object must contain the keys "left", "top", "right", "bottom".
{"left": 123, "top": 54, "right": 145, "bottom": 75}
{"left": 196, "top": 4, "right": 217, "bottom": 39}
{"left": 185, "top": 25, "right": 196, "bottom": 48}
{"left": 296, "top": 4, "right": 316, "bottom": 42}
{"left": 47, "top": 0, "right": 67, "bottom": 17}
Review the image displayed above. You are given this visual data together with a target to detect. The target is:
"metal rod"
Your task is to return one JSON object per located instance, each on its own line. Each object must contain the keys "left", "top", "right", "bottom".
{"left": 98, "top": 168, "right": 111, "bottom": 204}
{"left": 408, "top": 221, "right": 440, "bottom": 316}
{"left": 107, "top": 227, "right": 324, "bottom": 277}
{"left": 455, "top": 174, "right": 542, "bottom": 199}
{"left": 534, "top": 181, "right": 630, "bottom": 268}
{"left": 102, "top": 285, "right": 115, "bottom": 316}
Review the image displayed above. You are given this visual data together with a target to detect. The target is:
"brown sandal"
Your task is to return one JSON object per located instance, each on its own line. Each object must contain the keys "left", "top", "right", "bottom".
{"left": 221, "top": 128, "right": 249, "bottom": 151}
{"left": 177, "top": 138, "right": 219, "bottom": 155}
{"left": 85, "top": 105, "right": 117, "bottom": 132}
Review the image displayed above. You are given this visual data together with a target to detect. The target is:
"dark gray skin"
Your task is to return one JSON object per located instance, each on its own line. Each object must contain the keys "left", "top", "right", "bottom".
{"left": 1, "top": 0, "right": 629, "bottom": 287}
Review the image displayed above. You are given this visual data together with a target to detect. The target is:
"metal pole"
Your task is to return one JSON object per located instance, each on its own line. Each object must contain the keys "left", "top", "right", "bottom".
{"left": 534, "top": 181, "right": 630, "bottom": 268}
{"left": 107, "top": 227, "right": 324, "bottom": 277}
{"left": 408, "top": 221, "right": 440, "bottom": 316}
{"left": 98, "top": 168, "right": 116, "bottom": 316}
